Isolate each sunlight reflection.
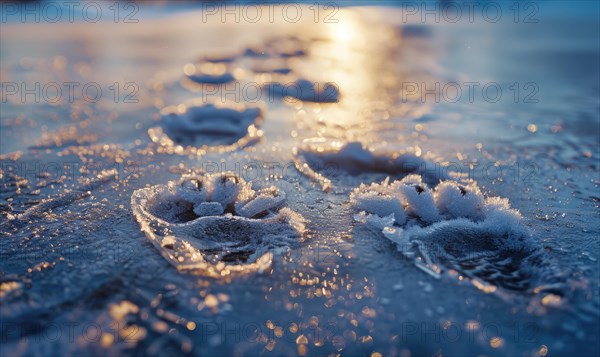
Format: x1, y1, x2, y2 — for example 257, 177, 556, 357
294, 9, 425, 146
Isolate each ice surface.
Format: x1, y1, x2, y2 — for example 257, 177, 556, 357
9, 169, 117, 221
131, 172, 306, 277
2, 9, 598, 357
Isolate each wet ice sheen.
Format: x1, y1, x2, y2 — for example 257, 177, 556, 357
131, 172, 306, 277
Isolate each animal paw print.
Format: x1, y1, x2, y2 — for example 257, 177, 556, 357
351, 175, 543, 293
147, 101, 264, 155
131, 172, 306, 277
294, 139, 446, 192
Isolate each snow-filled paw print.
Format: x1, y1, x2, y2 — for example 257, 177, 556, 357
294, 139, 448, 192
131, 172, 306, 277
350, 175, 557, 295
265, 79, 340, 103
147, 101, 264, 156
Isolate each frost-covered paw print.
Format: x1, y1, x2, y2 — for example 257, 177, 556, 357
294, 139, 447, 192
131, 172, 306, 277
265, 79, 340, 103
180, 62, 237, 89
170, 173, 286, 219
350, 175, 550, 294
147, 101, 264, 155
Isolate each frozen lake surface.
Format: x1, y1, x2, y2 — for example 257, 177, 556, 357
1, 3, 599, 356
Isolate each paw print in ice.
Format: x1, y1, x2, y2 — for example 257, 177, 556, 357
293, 139, 447, 192
131, 172, 306, 277
147, 101, 264, 156
351, 175, 554, 294
265, 79, 340, 103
